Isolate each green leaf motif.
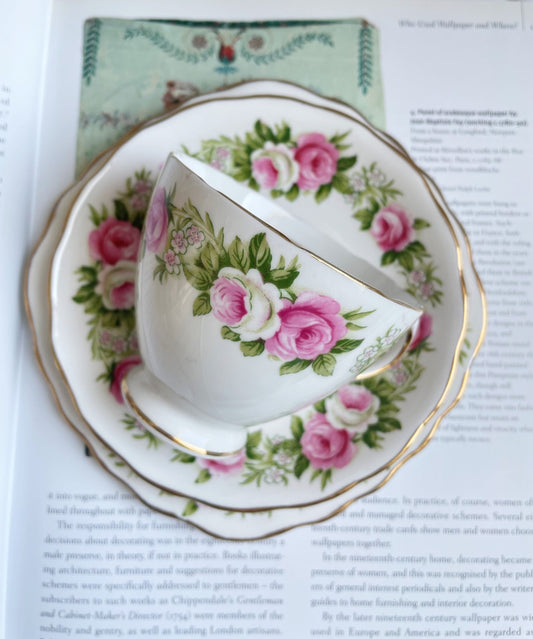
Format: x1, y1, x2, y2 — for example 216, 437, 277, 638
331, 338, 363, 354
294, 454, 310, 479
346, 322, 365, 331
315, 182, 332, 204
375, 417, 402, 432
200, 242, 220, 276
331, 173, 354, 195
228, 236, 250, 273
354, 208, 375, 230
313, 399, 327, 414
381, 251, 398, 266
240, 340, 265, 357
113, 199, 129, 222
246, 429, 263, 460
280, 358, 312, 376
337, 155, 358, 171
221, 326, 240, 342
183, 264, 213, 291
285, 184, 300, 202
247, 430, 262, 448
72, 284, 97, 305
254, 120, 276, 143
363, 430, 382, 448
290, 415, 304, 441
343, 308, 375, 321
195, 469, 211, 484
312, 353, 337, 376
398, 251, 415, 271
182, 500, 198, 517
249, 233, 272, 274
413, 218, 431, 230
276, 123, 291, 143
267, 268, 299, 289
192, 293, 212, 316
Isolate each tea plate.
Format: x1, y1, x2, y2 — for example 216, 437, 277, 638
26, 138, 484, 539
48, 83, 477, 512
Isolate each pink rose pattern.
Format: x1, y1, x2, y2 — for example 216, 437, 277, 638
74, 120, 443, 486
150, 198, 365, 376
74, 170, 153, 406
409, 312, 433, 351
145, 187, 168, 253
264, 292, 347, 361
210, 276, 248, 326
89, 217, 140, 265
300, 413, 357, 470
110, 355, 142, 404
197, 450, 246, 476
294, 133, 340, 190
370, 203, 414, 252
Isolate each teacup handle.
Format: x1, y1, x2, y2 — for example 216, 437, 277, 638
354, 328, 413, 381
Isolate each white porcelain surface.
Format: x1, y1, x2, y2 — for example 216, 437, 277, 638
26, 144, 484, 541
128, 152, 421, 454
38, 82, 484, 522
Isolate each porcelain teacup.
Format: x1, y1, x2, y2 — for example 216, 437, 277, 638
121, 152, 422, 457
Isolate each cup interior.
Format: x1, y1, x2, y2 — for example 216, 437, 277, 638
173, 152, 418, 310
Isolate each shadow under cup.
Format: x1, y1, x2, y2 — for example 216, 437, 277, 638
122, 153, 423, 458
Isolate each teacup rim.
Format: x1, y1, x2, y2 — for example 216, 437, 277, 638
167, 151, 423, 315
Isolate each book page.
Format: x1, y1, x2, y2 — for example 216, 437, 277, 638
0, 0, 52, 626
5, 1, 533, 637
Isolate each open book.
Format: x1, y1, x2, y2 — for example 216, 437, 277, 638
2, 1, 533, 636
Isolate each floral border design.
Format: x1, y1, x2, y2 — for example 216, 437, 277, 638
146, 192, 373, 377
74, 118, 441, 491
73, 169, 154, 402
187, 120, 442, 309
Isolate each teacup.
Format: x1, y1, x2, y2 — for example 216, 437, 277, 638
122, 152, 422, 457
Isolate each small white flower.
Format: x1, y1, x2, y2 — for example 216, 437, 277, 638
164, 250, 181, 274
351, 174, 366, 192
264, 466, 284, 484
273, 451, 293, 467
369, 169, 386, 186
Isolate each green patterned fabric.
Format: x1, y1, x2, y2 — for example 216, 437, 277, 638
76, 17, 384, 176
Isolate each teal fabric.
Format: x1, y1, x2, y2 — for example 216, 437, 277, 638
76, 17, 384, 175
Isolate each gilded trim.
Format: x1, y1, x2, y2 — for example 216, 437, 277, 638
121, 376, 245, 458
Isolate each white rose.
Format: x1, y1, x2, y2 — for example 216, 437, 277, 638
251, 142, 300, 192
210, 267, 283, 341
325, 384, 380, 433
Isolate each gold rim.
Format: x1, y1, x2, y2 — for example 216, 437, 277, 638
34, 84, 483, 514
355, 328, 412, 380
121, 375, 245, 458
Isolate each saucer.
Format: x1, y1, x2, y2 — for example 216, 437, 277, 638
26, 144, 484, 540
46, 83, 467, 510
